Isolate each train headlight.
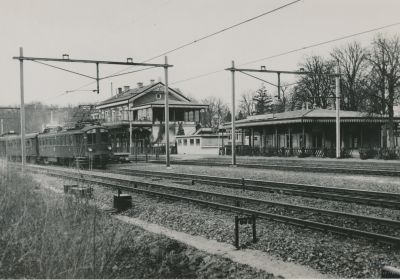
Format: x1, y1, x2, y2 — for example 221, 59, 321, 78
107, 146, 112, 151
88, 147, 93, 152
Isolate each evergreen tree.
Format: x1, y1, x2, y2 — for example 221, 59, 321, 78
253, 84, 273, 114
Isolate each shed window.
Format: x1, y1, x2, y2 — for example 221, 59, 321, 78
190, 139, 194, 146
196, 139, 200, 146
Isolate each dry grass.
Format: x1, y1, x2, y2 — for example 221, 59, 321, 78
0, 165, 131, 278
0, 164, 274, 279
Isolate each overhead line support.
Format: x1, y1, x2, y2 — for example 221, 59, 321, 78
13, 49, 173, 168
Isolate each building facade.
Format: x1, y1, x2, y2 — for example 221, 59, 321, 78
95, 81, 208, 154
224, 109, 400, 158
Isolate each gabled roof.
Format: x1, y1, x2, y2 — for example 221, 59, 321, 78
97, 82, 191, 107
97, 83, 159, 106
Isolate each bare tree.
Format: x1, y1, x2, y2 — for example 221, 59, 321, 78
200, 97, 230, 130
331, 41, 368, 111
274, 82, 293, 112
238, 90, 256, 117
367, 34, 400, 148
292, 55, 336, 109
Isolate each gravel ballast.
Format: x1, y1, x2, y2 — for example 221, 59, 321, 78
31, 165, 400, 278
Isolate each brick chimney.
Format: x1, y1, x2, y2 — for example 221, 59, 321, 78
124, 85, 130, 91
150, 79, 155, 85
117, 87, 122, 94
137, 82, 143, 88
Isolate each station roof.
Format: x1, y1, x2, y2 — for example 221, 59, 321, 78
226, 109, 400, 128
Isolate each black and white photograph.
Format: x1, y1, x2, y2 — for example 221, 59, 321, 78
1, 0, 400, 278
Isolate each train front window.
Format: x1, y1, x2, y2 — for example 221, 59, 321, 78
86, 129, 96, 144
100, 129, 109, 143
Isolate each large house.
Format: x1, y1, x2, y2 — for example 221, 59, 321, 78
95, 80, 208, 154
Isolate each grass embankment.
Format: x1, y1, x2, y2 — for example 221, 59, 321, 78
0, 166, 272, 279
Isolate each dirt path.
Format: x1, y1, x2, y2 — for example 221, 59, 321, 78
116, 215, 331, 279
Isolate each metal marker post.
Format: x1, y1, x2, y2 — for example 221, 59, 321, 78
335, 67, 341, 159
252, 215, 257, 243
234, 215, 239, 249
19, 47, 26, 170
231, 61, 236, 166
164, 56, 170, 167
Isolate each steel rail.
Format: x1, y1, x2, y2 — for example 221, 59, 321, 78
145, 159, 400, 177
25, 165, 400, 245
113, 168, 400, 208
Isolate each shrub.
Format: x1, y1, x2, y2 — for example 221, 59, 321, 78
359, 148, 377, 160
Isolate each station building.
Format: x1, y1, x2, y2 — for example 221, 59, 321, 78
224, 109, 400, 157
95, 81, 208, 154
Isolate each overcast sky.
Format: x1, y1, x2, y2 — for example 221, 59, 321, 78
1, 0, 399, 107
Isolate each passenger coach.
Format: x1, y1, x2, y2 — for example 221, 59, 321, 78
0, 125, 112, 168
37, 125, 112, 167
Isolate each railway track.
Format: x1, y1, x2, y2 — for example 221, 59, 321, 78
141, 158, 400, 177
109, 168, 400, 209
22, 164, 400, 246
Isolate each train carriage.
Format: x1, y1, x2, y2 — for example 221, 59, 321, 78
0, 124, 112, 168
37, 125, 112, 167
1, 133, 39, 162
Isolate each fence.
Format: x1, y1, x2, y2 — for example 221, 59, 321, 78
221, 146, 400, 159
221, 146, 354, 158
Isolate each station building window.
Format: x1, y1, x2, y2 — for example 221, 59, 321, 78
196, 139, 200, 146
183, 139, 187, 146
177, 139, 182, 145
190, 139, 194, 145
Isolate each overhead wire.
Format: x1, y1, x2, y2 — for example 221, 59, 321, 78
91, 0, 302, 81
238, 71, 277, 87
170, 21, 400, 85
31, 60, 97, 80
142, 0, 301, 63
238, 21, 400, 66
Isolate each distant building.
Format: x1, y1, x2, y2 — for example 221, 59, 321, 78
95, 81, 208, 154
176, 128, 228, 155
